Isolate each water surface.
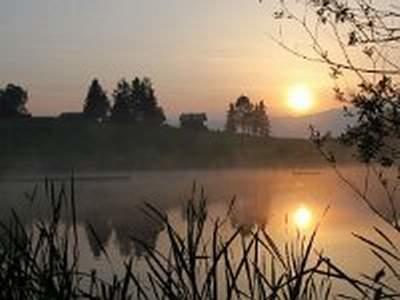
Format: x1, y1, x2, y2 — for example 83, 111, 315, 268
0, 167, 397, 289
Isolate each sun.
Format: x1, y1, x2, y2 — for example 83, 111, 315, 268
293, 206, 313, 229
287, 85, 313, 113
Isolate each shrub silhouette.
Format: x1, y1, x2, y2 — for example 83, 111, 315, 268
0, 84, 31, 118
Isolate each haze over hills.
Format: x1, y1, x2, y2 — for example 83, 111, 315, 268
269, 108, 356, 138
184, 108, 356, 138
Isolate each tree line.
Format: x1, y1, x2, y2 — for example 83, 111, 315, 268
0, 78, 166, 126
84, 77, 166, 125
0, 80, 271, 137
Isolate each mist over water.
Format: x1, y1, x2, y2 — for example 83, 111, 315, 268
0, 167, 397, 283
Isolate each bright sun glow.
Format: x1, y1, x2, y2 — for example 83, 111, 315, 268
288, 85, 313, 113
293, 206, 312, 229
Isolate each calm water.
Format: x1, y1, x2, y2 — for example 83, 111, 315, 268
0, 167, 399, 291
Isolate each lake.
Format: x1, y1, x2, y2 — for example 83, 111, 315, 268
0, 167, 399, 296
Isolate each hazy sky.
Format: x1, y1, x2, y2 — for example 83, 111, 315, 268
1, 0, 338, 120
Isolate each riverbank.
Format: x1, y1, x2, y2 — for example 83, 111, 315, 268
0, 121, 354, 172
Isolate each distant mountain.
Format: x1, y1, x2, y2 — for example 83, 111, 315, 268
270, 108, 356, 138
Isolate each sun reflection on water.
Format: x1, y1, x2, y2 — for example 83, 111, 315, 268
293, 205, 313, 230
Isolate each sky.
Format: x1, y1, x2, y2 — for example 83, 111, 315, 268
0, 0, 339, 120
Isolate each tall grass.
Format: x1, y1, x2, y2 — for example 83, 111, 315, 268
0, 179, 395, 299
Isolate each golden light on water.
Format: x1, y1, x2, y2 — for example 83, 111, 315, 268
287, 85, 313, 113
293, 206, 312, 229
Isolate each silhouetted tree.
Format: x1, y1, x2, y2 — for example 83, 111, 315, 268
133, 77, 166, 125
83, 79, 110, 121
235, 95, 253, 134
272, 0, 400, 165
0, 84, 30, 118
111, 77, 166, 125
130, 77, 142, 114
276, 0, 400, 231
225, 103, 237, 133
225, 97, 270, 137
252, 101, 270, 137
111, 79, 134, 122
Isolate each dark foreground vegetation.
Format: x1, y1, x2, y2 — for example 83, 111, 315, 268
0, 178, 395, 299
0, 120, 353, 172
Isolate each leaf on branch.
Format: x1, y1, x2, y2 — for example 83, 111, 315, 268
362, 47, 374, 58
333, 87, 345, 102
330, 67, 343, 79
348, 31, 358, 46
274, 10, 285, 19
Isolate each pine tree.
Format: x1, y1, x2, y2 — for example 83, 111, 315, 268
133, 77, 165, 125
225, 103, 237, 133
235, 95, 253, 134
251, 102, 261, 135
83, 79, 110, 121
258, 101, 270, 137
111, 79, 133, 122
110, 76, 166, 125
